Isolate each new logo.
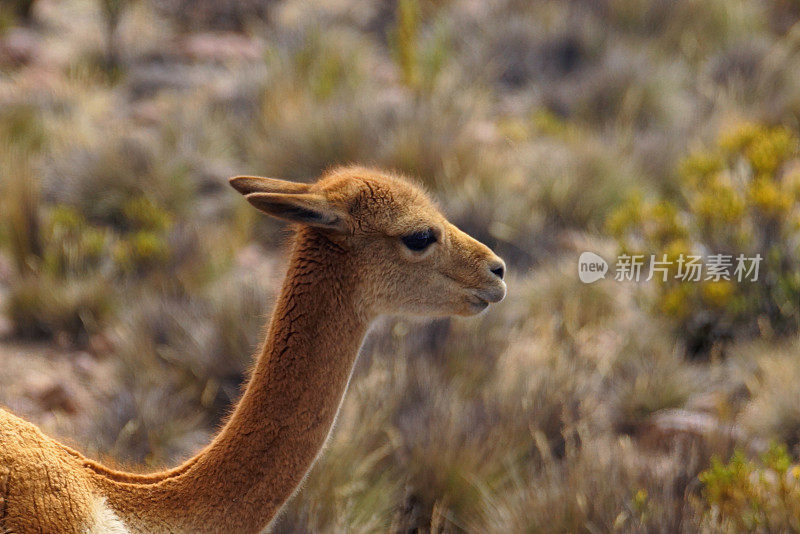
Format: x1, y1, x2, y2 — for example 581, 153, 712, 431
578, 252, 608, 283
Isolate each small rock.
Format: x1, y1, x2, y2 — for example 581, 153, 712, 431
88, 334, 114, 357
178, 33, 264, 63
33, 382, 77, 414
130, 100, 166, 127
639, 408, 744, 451
235, 244, 269, 271
73, 352, 96, 377
0, 28, 40, 67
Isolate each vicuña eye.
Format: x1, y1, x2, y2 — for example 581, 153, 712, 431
401, 229, 437, 251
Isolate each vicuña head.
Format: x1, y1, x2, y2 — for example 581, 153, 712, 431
0, 166, 506, 534
229, 166, 506, 317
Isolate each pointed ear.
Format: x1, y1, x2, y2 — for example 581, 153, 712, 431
228, 176, 310, 196
245, 192, 349, 231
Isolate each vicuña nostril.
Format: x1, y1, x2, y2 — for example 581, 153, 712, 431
489, 261, 505, 280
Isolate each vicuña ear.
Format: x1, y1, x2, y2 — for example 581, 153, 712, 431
228, 175, 310, 196
245, 192, 348, 231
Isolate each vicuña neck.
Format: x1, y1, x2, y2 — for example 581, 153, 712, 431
97, 228, 369, 533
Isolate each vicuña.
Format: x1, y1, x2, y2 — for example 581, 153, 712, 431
0, 166, 507, 533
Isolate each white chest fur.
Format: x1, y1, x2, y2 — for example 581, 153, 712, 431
86, 498, 130, 534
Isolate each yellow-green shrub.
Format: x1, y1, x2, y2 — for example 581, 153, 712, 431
5, 194, 174, 342
609, 123, 800, 355
42, 206, 109, 277
697, 444, 800, 532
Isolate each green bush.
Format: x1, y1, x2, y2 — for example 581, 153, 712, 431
4, 193, 175, 342
697, 444, 800, 532
39, 199, 172, 279
49, 135, 192, 230
6, 275, 113, 343
609, 123, 800, 355
1, 154, 42, 276
42, 206, 109, 277
0, 107, 47, 275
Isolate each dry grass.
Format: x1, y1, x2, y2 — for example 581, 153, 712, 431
2, 0, 800, 531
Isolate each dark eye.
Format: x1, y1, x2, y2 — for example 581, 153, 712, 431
401, 229, 437, 251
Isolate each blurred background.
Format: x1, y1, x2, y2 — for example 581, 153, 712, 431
3, 0, 800, 531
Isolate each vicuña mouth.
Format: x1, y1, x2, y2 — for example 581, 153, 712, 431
468, 296, 490, 310
473, 285, 506, 304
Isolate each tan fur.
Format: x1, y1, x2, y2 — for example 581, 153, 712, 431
0, 166, 506, 533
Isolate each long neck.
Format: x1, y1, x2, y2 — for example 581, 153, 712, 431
100, 229, 368, 533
